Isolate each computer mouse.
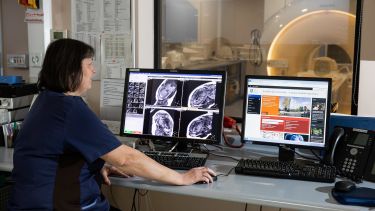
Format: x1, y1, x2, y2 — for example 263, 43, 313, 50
334, 180, 356, 192
195, 175, 217, 184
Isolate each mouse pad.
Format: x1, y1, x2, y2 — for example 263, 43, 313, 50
332, 187, 375, 206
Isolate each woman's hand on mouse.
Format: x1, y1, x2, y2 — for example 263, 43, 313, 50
180, 167, 216, 185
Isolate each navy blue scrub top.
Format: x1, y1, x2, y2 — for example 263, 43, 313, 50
8, 90, 122, 211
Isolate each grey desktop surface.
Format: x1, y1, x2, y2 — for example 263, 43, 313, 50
110, 159, 373, 211
1, 146, 374, 211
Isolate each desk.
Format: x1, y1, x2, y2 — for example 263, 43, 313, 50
109, 159, 374, 211
1, 147, 374, 211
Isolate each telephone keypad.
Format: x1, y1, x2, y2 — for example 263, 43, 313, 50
342, 157, 358, 173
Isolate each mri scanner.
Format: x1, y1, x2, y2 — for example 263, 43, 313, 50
267, 10, 356, 114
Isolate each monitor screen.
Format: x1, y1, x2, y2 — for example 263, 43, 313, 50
242, 75, 332, 150
120, 68, 227, 144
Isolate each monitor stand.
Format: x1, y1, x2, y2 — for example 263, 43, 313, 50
278, 146, 295, 162
174, 141, 200, 153
277, 146, 317, 165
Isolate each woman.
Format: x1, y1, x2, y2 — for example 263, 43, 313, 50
8, 39, 215, 211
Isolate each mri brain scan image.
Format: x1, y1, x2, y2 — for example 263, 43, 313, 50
152, 110, 174, 136
187, 114, 213, 139
188, 82, 216, 108
155, 79, 178, 106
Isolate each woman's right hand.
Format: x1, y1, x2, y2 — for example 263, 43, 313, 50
180, 167, 216, 185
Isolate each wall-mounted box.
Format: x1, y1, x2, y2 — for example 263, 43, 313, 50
29, 52, 43, 67
50, 29, 69, 41
7, 54, 29, 68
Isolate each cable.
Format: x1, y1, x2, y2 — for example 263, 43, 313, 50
249, 29, 263, 66
222, 125, 244, 148
137, 189, 140, 211
217, 167, 235, 177
282, 146, 320, 162
309, 149, 323, 162
208, 152, 241, 162
204, 143, 224, 151
168, 142, 179, 152
294, 151, 320, 162
138, 190, 149, 196
131, 189, 138, 211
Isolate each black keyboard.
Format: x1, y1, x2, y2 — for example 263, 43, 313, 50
144, 151, 208, 170
235, 159, 336, 183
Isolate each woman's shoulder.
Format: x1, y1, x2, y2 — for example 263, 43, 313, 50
38, 90, 85, 110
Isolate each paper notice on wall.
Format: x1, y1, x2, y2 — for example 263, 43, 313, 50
102, 33, 133, 79
24, 8, 44, 23
73, 0, 101, 33
103, 0, 131, 33
104, 60, 126, 79
102, 33, 126, 60
100, 78, 125, 107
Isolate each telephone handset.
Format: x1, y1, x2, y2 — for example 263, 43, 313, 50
326, 126, 375, 182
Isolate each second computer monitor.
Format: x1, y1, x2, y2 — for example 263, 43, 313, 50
242, 75, 332, 153
120, 68, 227, 145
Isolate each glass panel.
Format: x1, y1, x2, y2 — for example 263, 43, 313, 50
159, 0, 358, 117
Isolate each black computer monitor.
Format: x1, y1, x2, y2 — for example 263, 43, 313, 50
120, 68, 227, 147
241, 75, 332, 162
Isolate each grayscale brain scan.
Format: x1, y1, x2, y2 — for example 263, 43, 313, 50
155, 79, 178, 106
152, 110, 174, 136
188, 82, 216, 108
187, 114, 213, 139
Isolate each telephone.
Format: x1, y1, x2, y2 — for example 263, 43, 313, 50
326, 126, 375, 182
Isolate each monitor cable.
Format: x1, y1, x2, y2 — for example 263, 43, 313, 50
217, 166, 235, 178
131, 189, 138, 211
281, 146, 320, 162
200, 144, 240, 162
131, 188, 152, 211
249, 29, 263, 66
309, 149, 324, 162
168, 142, 179, 152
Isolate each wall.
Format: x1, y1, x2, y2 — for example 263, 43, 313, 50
221, 0, 264, 44
135, 0, 154, 68
1, 0, 29, 80
358, 0, 375, 116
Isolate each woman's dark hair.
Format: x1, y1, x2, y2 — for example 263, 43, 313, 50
37, 38, 95, 92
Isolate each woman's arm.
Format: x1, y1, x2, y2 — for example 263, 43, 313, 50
101, 145, 215, 185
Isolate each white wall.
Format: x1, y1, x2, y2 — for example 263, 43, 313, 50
27, 0, 52, 82
135, 0, 154, 68
357, 0, 375, 116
